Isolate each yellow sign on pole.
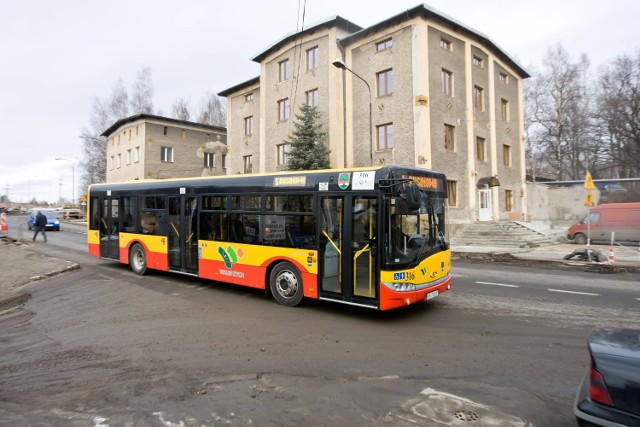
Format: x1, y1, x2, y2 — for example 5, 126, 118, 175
584, 190, 595, 207
584, 171, 595, 190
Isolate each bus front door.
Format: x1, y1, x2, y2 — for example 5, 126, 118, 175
320, 195, 377, 307
99, 198, 119, 260
168, 196, 198, 275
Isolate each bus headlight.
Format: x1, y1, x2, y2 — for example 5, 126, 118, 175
382, 282, 416, 292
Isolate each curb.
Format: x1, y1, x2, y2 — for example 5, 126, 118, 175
29, 263, 81, 283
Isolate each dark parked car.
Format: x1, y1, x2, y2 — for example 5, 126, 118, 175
574, 327, 640, 426
27, 210, 60, 231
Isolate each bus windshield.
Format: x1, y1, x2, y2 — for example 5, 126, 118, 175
384, 192, 448, 267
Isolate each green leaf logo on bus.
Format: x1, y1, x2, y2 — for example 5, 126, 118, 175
218, 246, 245, 268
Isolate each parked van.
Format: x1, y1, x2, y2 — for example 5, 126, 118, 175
567, 203, 640, 244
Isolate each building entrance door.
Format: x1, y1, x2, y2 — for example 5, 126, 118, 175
478, 189, 493, 221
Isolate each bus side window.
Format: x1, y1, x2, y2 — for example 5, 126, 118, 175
141, 211, 156, 234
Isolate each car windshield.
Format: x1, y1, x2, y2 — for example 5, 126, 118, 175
40, 211, 57, 218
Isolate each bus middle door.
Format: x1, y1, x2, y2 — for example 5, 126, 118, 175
319, 195, 377, 307
168, 196, 198, 274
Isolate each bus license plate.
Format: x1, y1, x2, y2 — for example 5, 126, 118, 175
426, 290, 439, 301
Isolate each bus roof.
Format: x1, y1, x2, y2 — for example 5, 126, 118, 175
89, 166, 447, 197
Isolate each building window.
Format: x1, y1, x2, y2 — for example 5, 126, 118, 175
136, 126, 139, 136
126, 149, 132, 165
376, 38, 392, 51
503, 144, 511, 167
134, 146, 140, 163
501, 98, 510, 121
440, 38, 451, 51
442, 69, 453, 96
243, 155, 253, 173
447, 180, 457, 207
499, 72, 509, 84
376, 69, 393, 97
244, 116, 253, 136
476, 137, 486, 161
182, 129, 186, 140
163, 126, 168, 136
204, 152, 215, 168
278, 98, 290, 122
444, 124, 455, 151
161, 146, 174, 163
276, 143, 289, 166
473, 85, 484, 111
279, 59, 290, 82
245, 92, 254, 102
473, 55, 483, 68
306, 46, 319, 71
128, 129, 131, 140
505, 190, 513, 212
109, 156, 114, 170
306, 88, 319, 107
221, 154, 227, 169
116, 154, 122, 169
376, 123, 394, 151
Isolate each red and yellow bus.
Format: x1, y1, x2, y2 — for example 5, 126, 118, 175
87, 166, 451, 310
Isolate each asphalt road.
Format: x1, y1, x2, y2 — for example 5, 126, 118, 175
2, 214, 639, 426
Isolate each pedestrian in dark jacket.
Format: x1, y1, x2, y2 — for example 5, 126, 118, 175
33, 211, 48, 242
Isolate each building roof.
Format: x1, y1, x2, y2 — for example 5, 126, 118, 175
101, 113, 226, 137
251, 15, 362, 63
339, 3, 530, 79
217, 76, 260, 97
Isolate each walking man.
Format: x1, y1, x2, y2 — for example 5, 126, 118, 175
33, 210, 48, 242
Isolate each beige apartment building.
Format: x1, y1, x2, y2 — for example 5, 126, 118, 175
218, 5, 529, 223
103, 114, 227, 183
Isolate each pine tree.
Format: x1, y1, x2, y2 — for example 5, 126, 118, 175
285, 104, 331, 170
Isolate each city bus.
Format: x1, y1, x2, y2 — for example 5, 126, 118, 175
87, 166, 451, 310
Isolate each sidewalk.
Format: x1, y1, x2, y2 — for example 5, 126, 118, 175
0, 238, 79, 310
452, 242, 640, 269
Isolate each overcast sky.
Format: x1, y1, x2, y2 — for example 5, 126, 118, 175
1, 0, 638, 203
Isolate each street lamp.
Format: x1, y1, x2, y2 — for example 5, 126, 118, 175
332, 58, 373, 166
56, 157, 75, 206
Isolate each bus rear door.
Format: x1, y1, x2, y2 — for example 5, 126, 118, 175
99, 198, 119, 260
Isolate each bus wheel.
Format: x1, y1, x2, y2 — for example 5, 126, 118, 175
130, 243, 147, 275
270, 262, 303, 307
574, 233, 587, 245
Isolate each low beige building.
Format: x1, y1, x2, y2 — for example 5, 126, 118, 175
219, 5, 529, 224
102, 114, 227, 182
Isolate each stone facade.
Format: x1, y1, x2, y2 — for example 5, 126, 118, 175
219, 5, 529, 224
102, 114, 227, 182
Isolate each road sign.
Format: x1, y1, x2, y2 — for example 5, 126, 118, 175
584, 171, 595, 190
584, 190, 595, 207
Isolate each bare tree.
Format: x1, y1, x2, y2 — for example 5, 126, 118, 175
196, 91, 226, 127
130, 66, 154, 114
525, 44, 595, 180
595, 53, 640, 178
79, 67, 155, 192
171, 97, 192, 121
109, 78, 129, 119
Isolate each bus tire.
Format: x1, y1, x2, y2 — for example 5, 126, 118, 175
574, 233, 587, 245
270, 262, 303, 307
130, 243, 147, 275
